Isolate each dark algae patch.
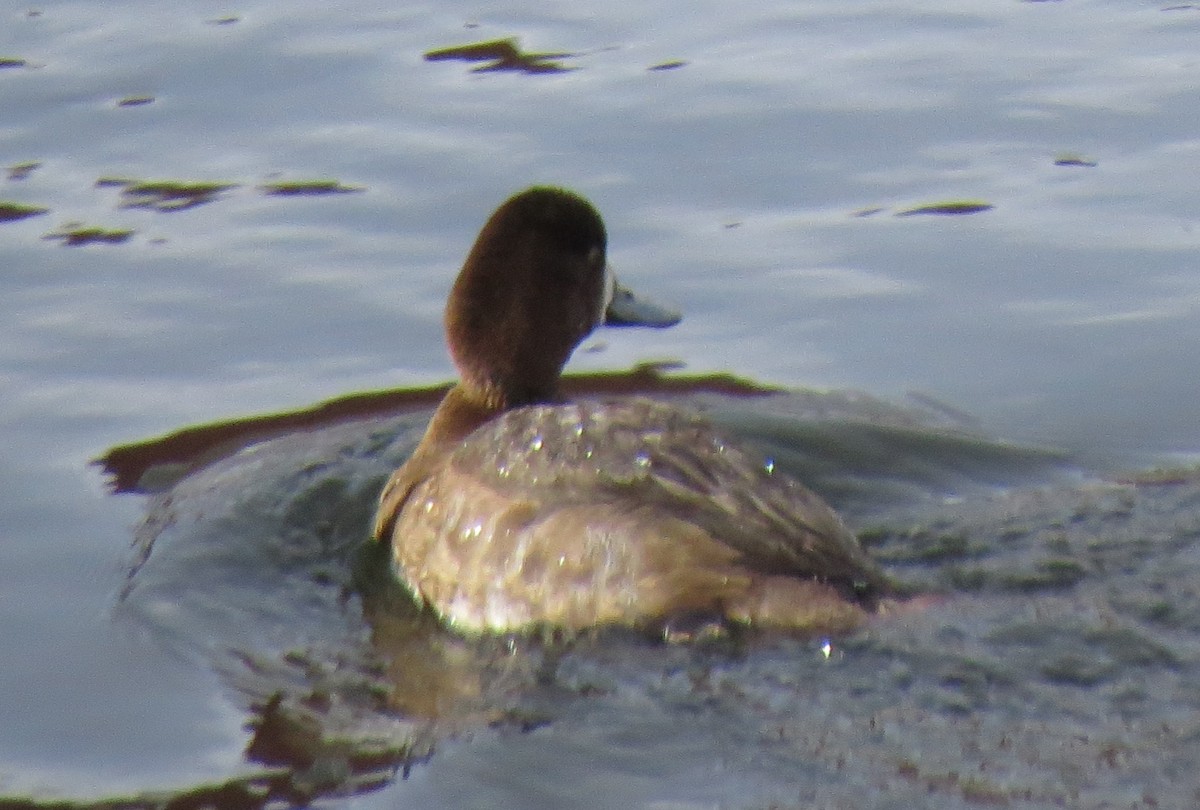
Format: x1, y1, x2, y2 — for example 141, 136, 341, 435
0, 201, 49, 222
852, 203, 991, 217
93, 176, 366, 210
116, 95, 155, 107
1054, 153, 1098, 167
43, 224, 135, 246
122, 180, 237, 211
0, 57, 27, 69
851, 206, 887, 218
6, 161, 40, 181
98, 178, 238, 211
424, 37, 576, 74
896, 200, 994, 216
261, 179, 365, 197
648, 60, 687, 71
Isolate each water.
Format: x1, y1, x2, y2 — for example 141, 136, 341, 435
2, 0, 1199, 806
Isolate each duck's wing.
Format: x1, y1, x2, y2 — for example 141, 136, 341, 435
598, 417, 889, 597
452, 398, 889, 599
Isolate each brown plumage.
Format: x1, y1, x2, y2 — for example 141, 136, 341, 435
374, 187, 889, 634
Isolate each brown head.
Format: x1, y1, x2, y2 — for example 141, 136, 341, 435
445, 187, 609, 409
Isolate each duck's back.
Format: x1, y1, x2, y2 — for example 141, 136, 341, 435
392, 397, 887, 633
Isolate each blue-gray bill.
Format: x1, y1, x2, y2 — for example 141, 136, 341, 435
605, 275, 682, 328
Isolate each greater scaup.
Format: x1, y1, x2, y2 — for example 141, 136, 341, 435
373, 187, 889, 634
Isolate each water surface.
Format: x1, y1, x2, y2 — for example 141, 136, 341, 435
2, 0, 1199, 806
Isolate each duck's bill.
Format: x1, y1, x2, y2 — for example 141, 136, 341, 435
604, 276, 682, 328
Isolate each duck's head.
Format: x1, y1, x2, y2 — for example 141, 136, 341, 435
445, 186, 678, 409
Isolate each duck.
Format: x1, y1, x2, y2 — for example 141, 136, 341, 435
373, 186, 890, 635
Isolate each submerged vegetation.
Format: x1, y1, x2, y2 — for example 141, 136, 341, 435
6, 161, 40, 181
105, 178, 239, 211
0, 201, 49, 222
424, 37, 576, 74
1, 169, 365, 246
92, 176, 367, 210
851, 201, 994, 218
260, 179, 365, 197
43, 224, 135, 246
94, 177, 237, 212
895, 200, 994, 217
1054, 153, 1098, 168
116, 95, 155, 108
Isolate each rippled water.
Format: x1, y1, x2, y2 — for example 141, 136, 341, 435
92, 393, 1200, 808
3, 0, 1199, 806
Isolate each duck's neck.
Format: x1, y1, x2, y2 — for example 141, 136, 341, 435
373, 385, 499, 539
373, 381, 556, 540
426, 384, 505, 450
